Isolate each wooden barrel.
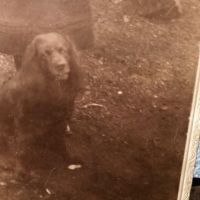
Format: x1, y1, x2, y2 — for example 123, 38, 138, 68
0, 0, 94, 56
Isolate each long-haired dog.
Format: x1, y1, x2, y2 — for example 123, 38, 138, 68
0, 33, 81, 178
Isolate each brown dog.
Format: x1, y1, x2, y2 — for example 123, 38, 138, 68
0, 33, 81, 177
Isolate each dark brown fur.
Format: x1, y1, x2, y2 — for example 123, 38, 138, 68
0, 33, 81, 176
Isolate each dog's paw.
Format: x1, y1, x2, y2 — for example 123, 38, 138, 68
65, 124, 73, 136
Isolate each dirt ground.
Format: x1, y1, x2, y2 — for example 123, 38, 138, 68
0, 0, 200, 200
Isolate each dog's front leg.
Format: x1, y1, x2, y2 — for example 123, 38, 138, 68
64, 100, 75, 136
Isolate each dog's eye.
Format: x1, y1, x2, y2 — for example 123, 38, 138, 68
45, 50, 51, 55
58, 47, 66, 53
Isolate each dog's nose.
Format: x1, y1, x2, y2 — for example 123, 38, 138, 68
57, 63, 66, 71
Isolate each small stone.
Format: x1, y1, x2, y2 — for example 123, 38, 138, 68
0, 182, 7, 186
10, 179, 17, 184
153, 34, 157, 38
46, 188, 51, 195
117, 91, 123, 95
85, 91, 91, 95
111, 0, 123, 4
123, 15, 130, 23
123, 141, 128, 144
161, 105, 168, 110
98, 58, 104, 65
152, 104, 157, 108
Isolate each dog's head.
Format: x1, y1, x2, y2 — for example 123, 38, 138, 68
22, 33, 79, 80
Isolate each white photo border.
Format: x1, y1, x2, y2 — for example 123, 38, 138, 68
178, 44, 200, 200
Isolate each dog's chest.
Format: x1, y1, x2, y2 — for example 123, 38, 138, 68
22, 82, 71, 121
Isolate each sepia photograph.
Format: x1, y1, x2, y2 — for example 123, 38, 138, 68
0, 0, 199, 200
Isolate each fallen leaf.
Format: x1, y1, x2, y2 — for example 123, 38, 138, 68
68, 164, 82, 170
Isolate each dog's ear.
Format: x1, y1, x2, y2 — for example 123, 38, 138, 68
66, 37, 83, 91
67, 37, 80, 68
21, 37, 38, 69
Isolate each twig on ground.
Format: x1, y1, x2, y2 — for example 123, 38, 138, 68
82, 103, 107, 110
43, 168, 56, 187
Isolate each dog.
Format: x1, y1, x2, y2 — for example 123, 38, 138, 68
0, 32, 81, 178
